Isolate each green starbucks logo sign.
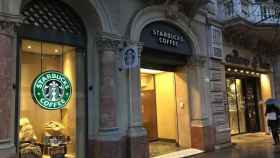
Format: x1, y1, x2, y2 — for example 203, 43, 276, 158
32, 71, 72, 110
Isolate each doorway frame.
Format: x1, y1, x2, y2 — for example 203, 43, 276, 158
226, 75, 261, 135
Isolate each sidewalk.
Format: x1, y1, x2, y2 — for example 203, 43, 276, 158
190, 133, 280, 158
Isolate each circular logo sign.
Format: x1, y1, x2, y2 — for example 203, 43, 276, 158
32, 71, 72, 110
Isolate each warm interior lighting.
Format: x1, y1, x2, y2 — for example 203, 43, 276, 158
27, 45, 32, 49
54, 49, 59, 53
227, 68, 231, 71
234, 69, 238, 72
230, 83, 236, 91
246, 71, 250, 74
240, 70, 244, 73
140, 68, 164, 74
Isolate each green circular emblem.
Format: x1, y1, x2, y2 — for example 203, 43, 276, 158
32, 71, 72, 110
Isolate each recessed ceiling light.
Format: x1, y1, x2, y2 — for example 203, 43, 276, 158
246, 71, 250, 74
227, 68, 231, 71
240, 70, 244, 73
54, 49, 59, 53
234, 69, 238, 72
27, 45, 32, 49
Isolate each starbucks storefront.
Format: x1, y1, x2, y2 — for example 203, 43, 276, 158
18, 0, 86, 157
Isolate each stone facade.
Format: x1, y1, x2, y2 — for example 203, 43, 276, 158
0, 0, 278, 157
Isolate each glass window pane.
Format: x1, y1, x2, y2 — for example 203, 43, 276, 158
236, 79, 247, 133
20, 40, 77, 158
227, 79, 239, 135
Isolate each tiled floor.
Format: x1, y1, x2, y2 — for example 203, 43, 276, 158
150, 141, 183, 157
191, 133, 280, 158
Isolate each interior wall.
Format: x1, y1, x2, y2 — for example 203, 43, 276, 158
260, 74, 273, 132
175, 67, 191, 148
155, 72, 177, 140
63, 48, 77, 155
20, 53, 62, 142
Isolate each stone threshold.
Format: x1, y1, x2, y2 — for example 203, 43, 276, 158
152, 148, 204, 158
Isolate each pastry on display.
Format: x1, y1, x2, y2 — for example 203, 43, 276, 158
44, 121, 65, 136
19, 118, 37, 142
19, 117, 42, 158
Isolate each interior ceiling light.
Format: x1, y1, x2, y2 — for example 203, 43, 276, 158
27, 45, 32, 49
227, 68, 231, 71
140, 68, 164, 74
54, 49, 59, 53
234, 69, 238, 72
240, 70, 244, 73
246, 71, 250, 74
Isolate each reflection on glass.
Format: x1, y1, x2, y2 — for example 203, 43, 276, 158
236, 79, 247, 133
227, 78, 248, 135
20, 40, 76, 158
227, 79, 239, 135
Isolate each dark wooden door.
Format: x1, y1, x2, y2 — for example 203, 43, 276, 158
141, 90, 158, 141
244, 78, 260, 133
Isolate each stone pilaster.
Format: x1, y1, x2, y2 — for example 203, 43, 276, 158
126, 41, 148, 158
0, 17, 19, 158
208, 59, 231, 150
89, 32, 125, 158
187, 55, 215, 151
273, 56, 280, 99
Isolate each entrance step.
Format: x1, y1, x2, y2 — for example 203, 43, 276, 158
152, 148, 204, 158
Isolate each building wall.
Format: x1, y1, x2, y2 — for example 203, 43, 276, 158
0, 0, 241, 157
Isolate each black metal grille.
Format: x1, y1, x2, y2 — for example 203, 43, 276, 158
22, 0, 84, 36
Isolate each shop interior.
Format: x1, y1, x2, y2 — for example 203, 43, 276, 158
226, 67, 272, 135
140, 68, 190, 157
19, 39, 77, 158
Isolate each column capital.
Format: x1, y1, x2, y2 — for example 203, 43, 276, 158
96, 32, 121, 51
0, 13, 22, 36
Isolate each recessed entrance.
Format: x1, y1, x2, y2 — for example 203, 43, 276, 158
140, 68, 190, 157
226, 67, 264, 135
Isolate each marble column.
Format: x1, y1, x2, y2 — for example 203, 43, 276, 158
187, 56, 215, 151
0, 19, 18, 158
127, 42, 149, 158
89, 32, 125, 158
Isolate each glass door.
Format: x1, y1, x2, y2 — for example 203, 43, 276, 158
226, 78, 247, 134
244, 78, 260, 132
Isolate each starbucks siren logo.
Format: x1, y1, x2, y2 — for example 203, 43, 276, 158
32, 71, 72, 110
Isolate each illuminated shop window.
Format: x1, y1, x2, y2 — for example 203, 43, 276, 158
20, 39, 77, 158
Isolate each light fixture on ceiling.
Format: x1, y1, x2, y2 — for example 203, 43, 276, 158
240, 70, 244, 73
227, 68, 231, 71
27, 45, 32, 49
54, 49, 59, 53
234, 69, 238, 72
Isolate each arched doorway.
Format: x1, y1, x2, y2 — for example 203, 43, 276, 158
17, 0, 86, 157
139, 21, 193, 156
